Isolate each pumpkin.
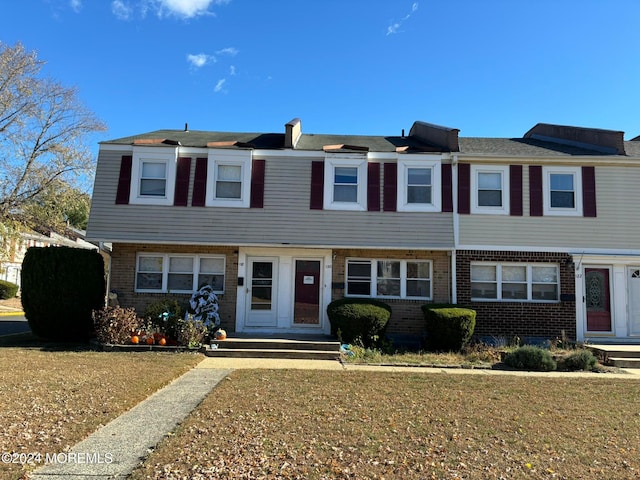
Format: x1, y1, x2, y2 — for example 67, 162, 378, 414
131, 335, 139, 344
214, 329, 227, 340
146, 336, 154, 345
158, 337, 167, 346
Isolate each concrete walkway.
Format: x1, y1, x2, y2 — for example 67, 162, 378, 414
30, 366, 231, 480
28, 356, 640, 479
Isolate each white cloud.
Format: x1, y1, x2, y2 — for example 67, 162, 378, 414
216, 47, 238, 56
70, 0, 82, 12
214, 78, 227, 93
187, 53, 216, 68
112, 0, 133, 20
154, 0, 229, 19
386, 2, 419, 35
229, 65, 236, 76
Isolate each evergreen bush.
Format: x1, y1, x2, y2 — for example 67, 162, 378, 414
0, 279, 19, 299
503, 345, 557, 371
422, 304, 476, 352
562, 349, 598, 371
327, 298, 391, 348
21, 246, 105, 340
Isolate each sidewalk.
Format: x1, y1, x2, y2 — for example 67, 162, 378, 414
28, 356, 640, 479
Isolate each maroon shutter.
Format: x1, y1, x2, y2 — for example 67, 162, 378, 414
310, 161, 324, 210
383, 163, 397, 212
250, 159, 266, 208
457, 162, 470, 214
367, 162, 381, 211
115, 155, 133, 205
173, 157, 191, 206
441, 163, 453, 212
509, 165, 523, 216
191, 157, 208, 207
582, 166, 597, 217
529, 165, 543, 216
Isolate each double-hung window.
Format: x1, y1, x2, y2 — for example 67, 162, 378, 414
129, 147, 177, 205
397, 157, 441, 212
471, 165, 509, 214
206, 149, 252, 208
543, 166, 582, 216
323, 155, 368, 211
346, 259, 432, 299
136, 254, 226, 293
470, 263, 559, 302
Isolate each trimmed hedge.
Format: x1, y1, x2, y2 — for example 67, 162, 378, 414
327, 298, 391, 348
422, 304, 476, 352
21, 246, 105, 341
0, 280, 19, 299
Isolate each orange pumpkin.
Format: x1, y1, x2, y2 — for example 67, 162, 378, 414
158, 337, 167, 346
131, 335, 139, 344
146, 336, 155, 345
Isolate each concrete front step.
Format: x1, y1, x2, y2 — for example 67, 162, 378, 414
204, 348, 340, 360
206, 336, 341, 360
608, 357, 640, 368
212, 338, 340, 352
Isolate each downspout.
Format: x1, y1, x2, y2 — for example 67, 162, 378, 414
451, 153, 459, 304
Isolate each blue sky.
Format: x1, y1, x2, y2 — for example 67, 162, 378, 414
3, 0, 640, 144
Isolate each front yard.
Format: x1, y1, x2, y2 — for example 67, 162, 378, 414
0, 346, 200, 480
131, 369, 640, 479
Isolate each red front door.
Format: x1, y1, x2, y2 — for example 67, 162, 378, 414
293, 260, 321, 325
585, 267, 612, 332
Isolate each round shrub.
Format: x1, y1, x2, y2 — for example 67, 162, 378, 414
0, 279, 19, 299
93, 306, 141, 344
562, 350, 597, 371
503, 345, 557, 371
21, 246, 105, 341
327, 298, 391, 348
422, 304, 476, 352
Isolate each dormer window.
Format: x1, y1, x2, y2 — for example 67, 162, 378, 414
396, 157, 441, 212
543, 166, 582, 216
129, 147, 177, 205
323, 155, 368, 211
206, 149, 252, 208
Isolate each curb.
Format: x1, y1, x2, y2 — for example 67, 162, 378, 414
0, 311, 24, 317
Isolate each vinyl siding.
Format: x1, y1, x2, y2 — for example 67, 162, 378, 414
459, 165, 640, 249
87, 149, 454, 249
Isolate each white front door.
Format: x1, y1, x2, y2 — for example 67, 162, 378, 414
245, 257, 278, 327
628, 268, 640, 336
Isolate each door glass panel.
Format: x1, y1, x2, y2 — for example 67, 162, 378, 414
251, 262, 273, 310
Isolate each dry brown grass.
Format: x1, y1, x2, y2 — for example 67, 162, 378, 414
132, 370, 640, 480
0, 348, 201, 480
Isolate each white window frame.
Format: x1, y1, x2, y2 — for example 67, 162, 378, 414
397, 157, 442, 212
543, 166, 582, 216
206, 149, 252, 208
129, 147, 177, 205
323, 155, 368, 211
470, 262, 560, 303
471, 165, 510, 215
345, 258, 433, 300
135, 253, 226, 294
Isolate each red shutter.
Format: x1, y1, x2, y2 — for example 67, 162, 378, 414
529, 165, 543, 216
191, 157, 208, 207
441, 163, 453, 212
115, 155, 132, 205
367, 162, 381, 211
173, 157, 191, 206
383, 163, 397, 212
457, 162, 470, 214
310, 161, 324, 210
582, 166, 597, 217
250, 159, 266, 208
509, 165, 523, 216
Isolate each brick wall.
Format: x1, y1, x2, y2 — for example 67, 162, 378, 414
331, 249, 451, 339
456, 250, 576, 341
110, 243, 238, 332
